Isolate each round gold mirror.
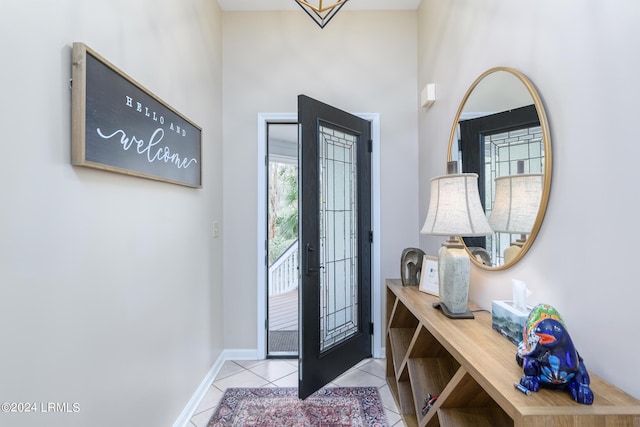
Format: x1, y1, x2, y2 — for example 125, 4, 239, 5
447, 67, 552, 270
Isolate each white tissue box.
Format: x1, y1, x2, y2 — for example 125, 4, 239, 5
491, 300, 531, 345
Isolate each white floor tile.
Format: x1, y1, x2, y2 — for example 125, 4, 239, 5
331, 366, 388, 388
384, 407, 403, 426
271, 371, 299, 387
249, 360, 298, 382
193, 385, 225, 415
357, 358, 387, 379
190, 407, 215, 427
377, 383, 400, 413
213, 369, 270, 390
234, 359, 267, 370
213, 361, 245, 380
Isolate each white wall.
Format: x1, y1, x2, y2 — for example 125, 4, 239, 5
418, 0, 640, 398
0, 1, 224, 426
221, 11, 419, 350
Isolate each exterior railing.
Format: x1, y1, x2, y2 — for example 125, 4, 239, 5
269, 240, 298, 296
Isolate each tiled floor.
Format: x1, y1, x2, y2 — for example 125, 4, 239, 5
188, 358, 403, 426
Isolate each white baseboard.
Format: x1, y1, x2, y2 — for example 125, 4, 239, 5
172, 349, 259, 427
377, 346, 386, 359
172, 353, 225, 427
223, 348, 259, 360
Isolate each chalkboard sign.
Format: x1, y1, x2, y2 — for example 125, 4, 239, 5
71, 42, 202, 188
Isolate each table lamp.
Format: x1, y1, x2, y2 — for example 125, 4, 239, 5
488, 171, 543, 263
421, 163, 493, 319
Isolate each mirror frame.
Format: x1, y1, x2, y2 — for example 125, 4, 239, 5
447, 67, 552, 270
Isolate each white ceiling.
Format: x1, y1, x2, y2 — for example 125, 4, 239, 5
217, 0, 421, 11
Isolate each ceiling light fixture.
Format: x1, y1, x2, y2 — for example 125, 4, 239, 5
295, 0, 349, 28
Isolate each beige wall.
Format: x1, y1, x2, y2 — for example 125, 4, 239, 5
221, 11, 420, 350
0, 1, 224, 426
417, 0, 640, 398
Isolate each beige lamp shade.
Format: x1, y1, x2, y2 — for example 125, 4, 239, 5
489, 174, 543, 234
421, 173, 493, 237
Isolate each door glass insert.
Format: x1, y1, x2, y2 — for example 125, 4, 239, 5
319, 123, 358, 352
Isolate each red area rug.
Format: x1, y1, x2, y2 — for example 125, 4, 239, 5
207, 387, 389, 426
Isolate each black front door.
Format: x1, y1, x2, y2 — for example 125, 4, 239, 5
297, 95, 372, 400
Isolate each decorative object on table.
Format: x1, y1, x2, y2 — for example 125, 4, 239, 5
418, 255, 439, 296
420, 162, 493, 319
469, 246, 491, 266
492, 300, 530, 345
516, 304, 594, 405
294, 0, 349, 29
207, 387, 389, 426
488, 161, 543, 264
421, 393, 439, 415
400, 247, 426, 286
492, 279, 533, 344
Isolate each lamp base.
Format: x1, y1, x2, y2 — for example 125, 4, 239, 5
433, 302, 475, 319
438, 245, 472, 316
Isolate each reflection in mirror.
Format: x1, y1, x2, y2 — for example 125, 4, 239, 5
448, 67, 551, 270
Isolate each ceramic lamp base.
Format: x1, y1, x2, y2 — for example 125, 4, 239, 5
433, 301, 475, 319
438, 244, 472, 318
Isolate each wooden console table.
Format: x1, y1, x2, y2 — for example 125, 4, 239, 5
385, 279, 640, 427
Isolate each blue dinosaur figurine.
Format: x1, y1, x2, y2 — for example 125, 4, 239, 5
516, 304, 594, 405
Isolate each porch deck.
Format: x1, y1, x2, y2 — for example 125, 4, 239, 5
269, 287, 298, 331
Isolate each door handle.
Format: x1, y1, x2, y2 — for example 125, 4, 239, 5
305, 242, 318, 276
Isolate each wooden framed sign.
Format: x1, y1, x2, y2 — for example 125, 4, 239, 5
71, 42, 202, 188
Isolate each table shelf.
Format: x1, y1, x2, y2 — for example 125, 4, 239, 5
385, 279, 640, 427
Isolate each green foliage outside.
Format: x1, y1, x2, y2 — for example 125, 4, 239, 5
269, 162, 298, 264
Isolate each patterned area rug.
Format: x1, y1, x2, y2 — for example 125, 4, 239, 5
207, 387, 389, 426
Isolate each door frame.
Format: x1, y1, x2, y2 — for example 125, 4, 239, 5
257, 112, 382, 360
